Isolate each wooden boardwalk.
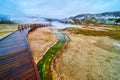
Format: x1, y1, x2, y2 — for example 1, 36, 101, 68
0, 26, 40, 80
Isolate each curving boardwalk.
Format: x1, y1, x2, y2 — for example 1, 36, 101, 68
0, 28, 40, 80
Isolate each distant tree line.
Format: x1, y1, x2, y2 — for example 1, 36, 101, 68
115, 18, 120, 23
0, 17, 14, 24
63, 18, 120, 25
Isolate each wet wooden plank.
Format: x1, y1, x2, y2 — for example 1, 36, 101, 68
0, 27, 41, 80
0, 60, 33, 78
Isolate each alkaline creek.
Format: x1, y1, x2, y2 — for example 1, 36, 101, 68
37, 28, 69, 80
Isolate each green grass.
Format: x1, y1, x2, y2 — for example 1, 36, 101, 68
37, 34, 66, 80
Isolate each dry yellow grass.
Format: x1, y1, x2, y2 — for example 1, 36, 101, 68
27, 27, 57, 63
53, 30, 120, 80
0, 24, 17, 39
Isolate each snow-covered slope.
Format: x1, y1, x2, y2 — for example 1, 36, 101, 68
0, 11, 120, 24
60, 11, 120, 24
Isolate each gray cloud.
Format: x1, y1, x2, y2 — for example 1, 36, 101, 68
0, 0, 120, 18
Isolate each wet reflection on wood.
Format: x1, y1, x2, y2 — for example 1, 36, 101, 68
0, 25, 42, 80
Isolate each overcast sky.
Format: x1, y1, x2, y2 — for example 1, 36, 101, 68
0, 0, 120, 18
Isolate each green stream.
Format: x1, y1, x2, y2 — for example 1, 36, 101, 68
37, 29, 68, 80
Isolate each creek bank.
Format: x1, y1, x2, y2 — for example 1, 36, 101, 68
37, 29, 69, 80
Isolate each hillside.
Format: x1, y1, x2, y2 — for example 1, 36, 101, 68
1, 11, 120, 25
59, 11, 120, 25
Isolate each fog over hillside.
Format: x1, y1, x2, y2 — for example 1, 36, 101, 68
0, 11, 120, 25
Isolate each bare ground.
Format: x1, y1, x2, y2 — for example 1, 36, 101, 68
27, 27, 120, 80
53, 30, 120, 80
27, 27, 57, 63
